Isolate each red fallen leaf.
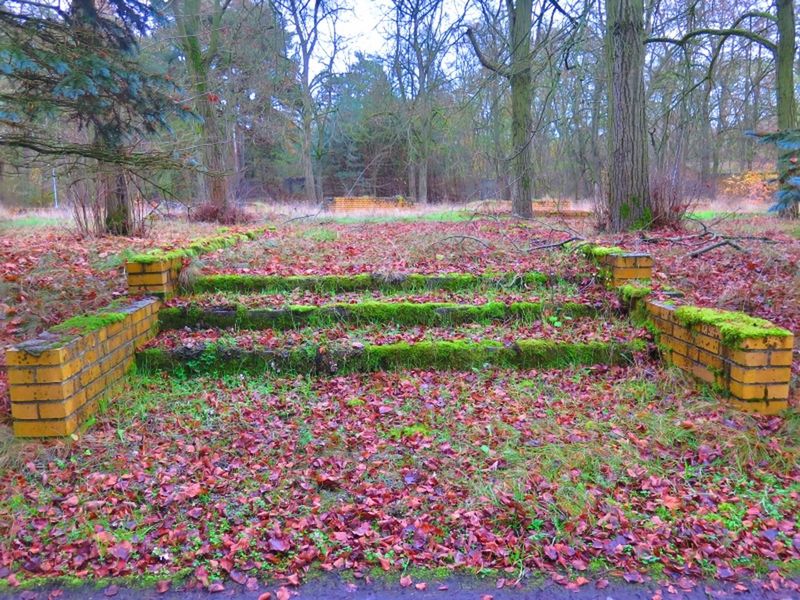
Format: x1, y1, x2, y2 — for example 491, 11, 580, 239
286, 573, 300, 586
186, 507, 203, 519
47, 592, 63, 600
155, 580, 170, 593
104, 585, 119, 597
596, 579, 609, 589
183, 482, 203, 499
246, 576, 259, 591
208, 582, 225, 593
276, 587, 291, 600
623, 571, 644, 583
495, 578, 505, 588
108, 541, 132, 561
437, 584, 449, 590
480, 596, 494, 600
257, 593, 272, 600
352, 522, 372, 537
400, 575, 413, 588
7, 574, 19, 587
195, 566, 210, 587
230, 570, 247, 585
415, 582, 427, 591
62, 495, 79, 507
269, 537, 290, 552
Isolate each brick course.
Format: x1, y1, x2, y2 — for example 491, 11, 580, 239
7, 297, 161, 437
126, 257, 182, 298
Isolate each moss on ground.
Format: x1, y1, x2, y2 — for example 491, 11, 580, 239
674, 306, 791, 348
157, 300, 599, 331
135, 338, 644, 376
191, 271, 550, 294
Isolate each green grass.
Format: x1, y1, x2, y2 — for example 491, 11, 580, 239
687, 211, 752, 220
0, 215, 63, 229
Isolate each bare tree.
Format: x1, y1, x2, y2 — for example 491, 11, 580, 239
273, 0, 345, 204
388, 0, 462, 204
170, 0, 235, 218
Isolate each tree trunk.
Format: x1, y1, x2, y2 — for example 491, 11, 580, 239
417, 159, 428, 204
605, 0, 652, 231
509, 0, 534, 218
104, 170, 131, 236
199, 93, 230, 211
300, 98, 319, 203
776, 0, 799, 218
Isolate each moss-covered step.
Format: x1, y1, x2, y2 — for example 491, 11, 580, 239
127, 226, 273, 265
191, 271, 551, 294
157, 300, 601, 331
136, 338, 646, 376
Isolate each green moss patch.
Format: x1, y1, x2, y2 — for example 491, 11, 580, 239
127, 226, 272, 265
192, 271, 550, 294
157, 300, 599, 331
135, 338, 644, 376
51, 311, 127, 335
618, 284, 651, 303
580, 244, 624, 259
674, 306, 792, 347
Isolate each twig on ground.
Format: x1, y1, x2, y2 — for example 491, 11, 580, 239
688, 239, 747, 257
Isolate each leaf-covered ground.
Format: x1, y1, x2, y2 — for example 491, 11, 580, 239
1, 211, 798, 596
1, 366, 798, 591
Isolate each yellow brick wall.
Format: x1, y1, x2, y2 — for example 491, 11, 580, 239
7, 297, 161, 438
330, 197, 409, 212
646, 300, 793, 415
602, 253, 654, 287
126, 258, 182, 298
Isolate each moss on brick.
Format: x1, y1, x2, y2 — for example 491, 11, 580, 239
618, 283, 651, 303
51, 311, 128, 335
127, 226, 271, 265
580, 244, 624, 259
135, 338, 644, 376
192, 271, 551, 294
674, 306, 791, 348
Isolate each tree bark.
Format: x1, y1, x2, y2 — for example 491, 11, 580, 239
509, 0, 534, 218
605, 0, 652, 231
104, 170, 131, 236
776, 0, 798, 218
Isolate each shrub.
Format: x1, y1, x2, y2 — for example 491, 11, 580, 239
190, 203, 253, 225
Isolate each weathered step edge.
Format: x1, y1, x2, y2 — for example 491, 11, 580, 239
157, 300, 602, 331
190, 271, 552, 294
136, 338, 647, 376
